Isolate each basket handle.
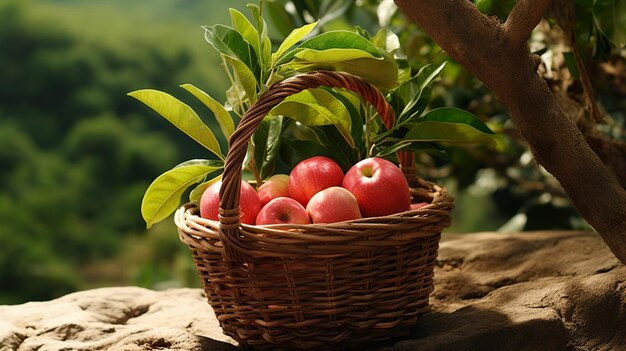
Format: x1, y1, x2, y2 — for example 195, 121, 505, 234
218, 70, 397, 263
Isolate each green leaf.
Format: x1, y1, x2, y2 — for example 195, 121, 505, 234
174, 159, 224, 169
268, 88, 354, 147
419, 107, 496, 135
253, 116, 284, 180
189, 174, 222, 203
203, 24, 261, 83
229, 8, 261, 64
401, 107, 504, 150
128, 89, 224, 160
294, 48, 380, 63
281, 50, 399, 89
375, 141, 449, 160
280, 138, 338, 169
592, 0, 626, 47
141, 164, 221, 228
180, 84, 235, 139
371, 28, 401, 54
225, 56, 258, 104
246, 3, 272, 73
272, 21, 319, 64
563, 52, 580, 79
277, 30, 383, 65
325, 88, 364, 155
398, 62, 447, 122
403, 121, 504, 150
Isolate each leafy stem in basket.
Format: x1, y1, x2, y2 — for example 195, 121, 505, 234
131, 1, 504, 228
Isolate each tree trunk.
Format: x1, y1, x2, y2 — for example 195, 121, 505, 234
394, 0, 626, 265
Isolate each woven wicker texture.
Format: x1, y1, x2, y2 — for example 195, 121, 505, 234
176, 71, 454, 349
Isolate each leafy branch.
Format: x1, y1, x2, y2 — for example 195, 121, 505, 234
130, 1, 502, 228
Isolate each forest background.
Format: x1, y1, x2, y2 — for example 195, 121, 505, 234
1, 0, 623, 304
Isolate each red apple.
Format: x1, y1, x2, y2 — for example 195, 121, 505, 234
342, 157, 411, 217
257, 174, 290, 207
199, 180, 261, 225
289, 156, 344, 206
306, 186, 362, 224
410, 202, 430, 210
255, 197, 310, 225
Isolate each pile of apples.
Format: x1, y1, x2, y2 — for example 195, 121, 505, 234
199, 156, 429, 225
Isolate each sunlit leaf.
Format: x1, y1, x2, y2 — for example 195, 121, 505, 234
141, 164, 221, 228
371, 28, 400, 54
180, 84, 235, 139
294, 48, 380, 62
269, 88, 354, 147
229, 8, 261, 62
277, 30, 383, 65
128, 89, 224, 160
272, 21, 319, 64
225, 56, 258, 104
246, 3, 272, 71
281, 50, 399, 89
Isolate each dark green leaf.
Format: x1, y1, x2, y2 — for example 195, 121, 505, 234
312, 125, 359, 171
592, 0, 626, 47
397, 62, 447, 123
403, 120, 504, 150
419, 107, 495, 135
246, 3, 272, 72
203, 24, 261, 83
325, 88, 364, 157
563, 52, 580, 79
253, 116, 284, 181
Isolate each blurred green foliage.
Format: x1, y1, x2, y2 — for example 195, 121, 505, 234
0, 0, 250, 304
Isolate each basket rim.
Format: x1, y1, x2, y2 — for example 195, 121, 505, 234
176, 176, 454, 242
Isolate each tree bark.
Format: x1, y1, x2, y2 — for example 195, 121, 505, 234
394, 0, 626, 265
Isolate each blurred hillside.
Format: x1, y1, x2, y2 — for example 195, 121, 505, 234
0, 0, 250, 304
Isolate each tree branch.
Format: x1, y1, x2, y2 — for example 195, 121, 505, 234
503, 0, 553, 47
394, 0, 626, 265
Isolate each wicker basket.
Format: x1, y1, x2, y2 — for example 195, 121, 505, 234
175, 71, 454, 350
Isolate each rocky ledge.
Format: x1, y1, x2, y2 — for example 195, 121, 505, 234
1, 231, 624, 351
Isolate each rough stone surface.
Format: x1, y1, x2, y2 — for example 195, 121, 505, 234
1, 231, 624, 351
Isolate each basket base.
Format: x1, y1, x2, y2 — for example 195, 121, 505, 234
188, 232, 440, 350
